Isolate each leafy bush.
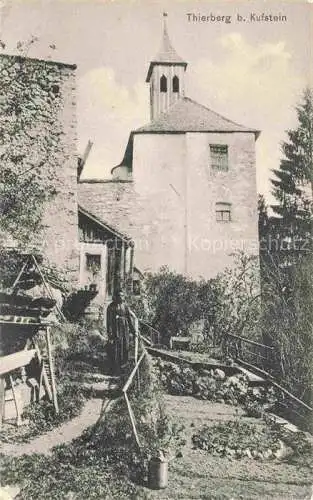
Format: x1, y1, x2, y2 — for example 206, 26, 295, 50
52, 321, 107, 379
0, 450, 145, 500
261, 254, 313, 406
192, 420, 281, 460
131, 253, 261, 348
153, 358, 250, 405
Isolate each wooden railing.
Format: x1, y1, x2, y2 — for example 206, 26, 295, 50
223, 332, 313, 431
138, 319, 161, 346
223, 332, 275, 372
135, 323, 313, 431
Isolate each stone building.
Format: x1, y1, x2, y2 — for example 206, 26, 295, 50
0, 54, 79, 282
79, 17, 260, 278
1, 15, 260, 312
0, 53, 133, 309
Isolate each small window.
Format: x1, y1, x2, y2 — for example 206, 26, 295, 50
210, 145, 228, 171
86, 253, 101, 272
172, 75, 179, 93
160, 75, 167, 93
216, 202, 231, 222
132, 279, 141, 296
51, 84, 60, 96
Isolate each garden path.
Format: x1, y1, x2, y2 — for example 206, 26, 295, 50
0, 397, 105, 457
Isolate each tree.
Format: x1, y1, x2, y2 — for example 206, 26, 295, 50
270, 88, 313, 264
261, 253, 313, 406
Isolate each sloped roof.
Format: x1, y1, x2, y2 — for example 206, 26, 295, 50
135, 97, 260, 136
146, 16, 187, 82
78, 204, 132, 243
112, 97, 260, 173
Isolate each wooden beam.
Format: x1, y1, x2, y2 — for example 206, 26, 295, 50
9, 375, 22, 426
0, 377, 5, 428
32, 255, 66, 322
11, 258, 29, 290
32, 341, 53, 402
122, 351, 146, 393
124, 392, 141, 449
0, 349, 36, 376
45, 326, 59, 414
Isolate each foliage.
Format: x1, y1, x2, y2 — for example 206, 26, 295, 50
0, 451, 145, 500
191, 420, 282, 460
0, 48, 68, 246
261, 254, 313, 405
153, 358, 248, 405
209, 253, 261, 345
128, 353, 186, 462
262, 88, 313, 268
52, 321, 107, 379
152, 358, 280, 414
132, 267, 205, 344
132, 253, 261, 347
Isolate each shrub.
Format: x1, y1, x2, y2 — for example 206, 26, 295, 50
131, 254, 261, 348
152, 358, 250, 405
261, 254, 313, 405
192, 420, 281, 460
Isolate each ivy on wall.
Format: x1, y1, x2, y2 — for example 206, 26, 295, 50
0, 50, 70, 245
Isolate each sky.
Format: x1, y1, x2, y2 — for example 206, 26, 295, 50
0, 0, 312, 202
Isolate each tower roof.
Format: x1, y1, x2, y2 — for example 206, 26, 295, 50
135, 97, 260, 137
112, 97, 260, 173
146, 13, 187, 82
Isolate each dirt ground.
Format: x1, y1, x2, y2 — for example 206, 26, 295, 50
142, 395, 313, 500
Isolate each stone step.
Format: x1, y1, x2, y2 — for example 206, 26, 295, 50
82, 375, 121, 395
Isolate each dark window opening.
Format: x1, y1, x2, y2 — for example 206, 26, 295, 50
172, 75, 179, 93
216, 203, 231, 222
160, 75, 167, 93
51, 84, 60, 96
132, 279, 141, 296
86, 253, 101, 272
210, 144, 229, 171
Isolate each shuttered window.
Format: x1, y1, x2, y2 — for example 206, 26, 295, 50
210, 144, 229, 171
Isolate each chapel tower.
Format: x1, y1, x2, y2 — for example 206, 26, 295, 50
146, 13, 187, 120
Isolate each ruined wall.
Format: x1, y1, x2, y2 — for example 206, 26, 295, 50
0, 54, 79, 281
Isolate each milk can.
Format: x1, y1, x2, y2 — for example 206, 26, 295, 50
148, 457, 168, 489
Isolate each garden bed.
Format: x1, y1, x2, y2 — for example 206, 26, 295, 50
152, 358, 278, 411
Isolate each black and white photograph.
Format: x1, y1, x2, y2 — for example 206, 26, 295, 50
0, 0, 312, 498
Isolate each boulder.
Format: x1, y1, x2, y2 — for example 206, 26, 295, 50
214, 368, 226, 381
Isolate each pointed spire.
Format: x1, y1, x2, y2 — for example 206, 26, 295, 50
146, 13, 187, 82
154, 12, 186, 65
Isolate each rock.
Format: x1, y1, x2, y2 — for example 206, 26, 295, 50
244, 448, 253, 459
0, 485, 21, 499
214, 368, 226, 380
263, 449, 273, 459
274, 440, 293, 459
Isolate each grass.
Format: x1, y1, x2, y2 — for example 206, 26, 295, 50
142, 395, 313, 500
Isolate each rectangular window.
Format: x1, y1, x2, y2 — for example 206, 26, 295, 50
216, 202, 231, 222
210, 144, 229, 171
86, 253, 101, 272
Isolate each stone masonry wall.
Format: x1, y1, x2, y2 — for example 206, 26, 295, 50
79, 130, 259, 279
0, 54, 79, 282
